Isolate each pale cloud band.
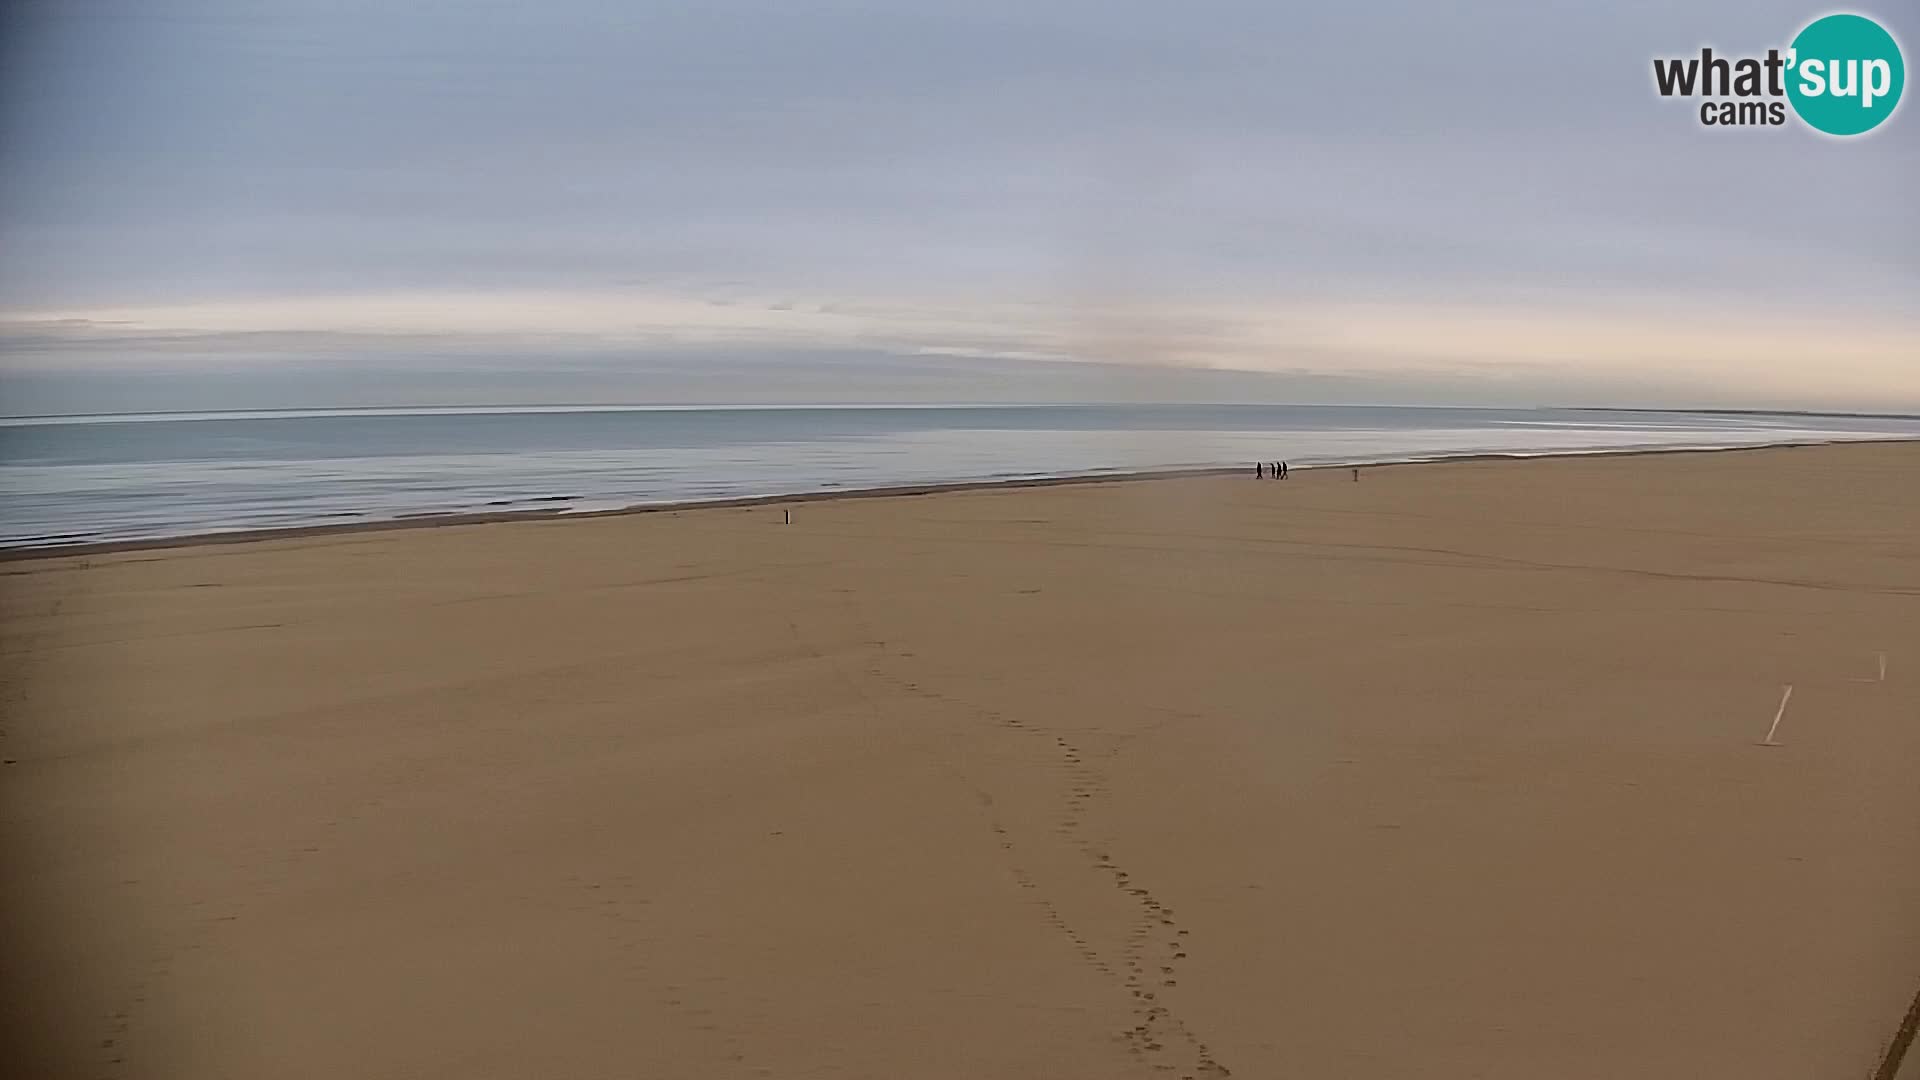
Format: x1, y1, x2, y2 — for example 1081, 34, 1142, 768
5, 288, 1914, 410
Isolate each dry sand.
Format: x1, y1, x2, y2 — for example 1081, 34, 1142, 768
4, 441, 1919, 1079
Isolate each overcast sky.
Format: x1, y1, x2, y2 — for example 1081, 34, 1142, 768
1, 0, 1914, 414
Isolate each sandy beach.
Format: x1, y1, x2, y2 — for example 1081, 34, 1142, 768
5, 441, 1918, 1079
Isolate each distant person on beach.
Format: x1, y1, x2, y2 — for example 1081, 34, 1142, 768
1254, 462, 1264, 478
1280, 461, 1290, 480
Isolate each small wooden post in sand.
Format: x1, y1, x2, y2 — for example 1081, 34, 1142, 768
783, 509, 792, 525
1759, 684, 1794, 746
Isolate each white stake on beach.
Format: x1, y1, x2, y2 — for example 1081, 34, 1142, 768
784, 509, 792, 525
1851, 650, 1890, 683
1760, 684, 1793, 747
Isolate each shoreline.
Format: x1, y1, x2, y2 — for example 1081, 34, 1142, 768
10, 435, 1916, 562
7, 434, 1915, 562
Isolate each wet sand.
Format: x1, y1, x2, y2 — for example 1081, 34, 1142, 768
5, 441, 1919, 1078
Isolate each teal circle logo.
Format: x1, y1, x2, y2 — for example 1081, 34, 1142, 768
1786, 13, 1905, 135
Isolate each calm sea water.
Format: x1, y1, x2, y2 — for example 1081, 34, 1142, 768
2, 404, 1916, 548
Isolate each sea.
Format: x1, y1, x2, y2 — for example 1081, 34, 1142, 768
2, 404, 1916, 550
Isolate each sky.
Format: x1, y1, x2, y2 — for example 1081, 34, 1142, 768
0, 0, 1915, 414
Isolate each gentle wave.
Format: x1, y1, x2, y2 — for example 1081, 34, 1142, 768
3, 405, 1916, 549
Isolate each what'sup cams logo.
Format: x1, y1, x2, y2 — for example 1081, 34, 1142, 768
1653, 12, 1904, 135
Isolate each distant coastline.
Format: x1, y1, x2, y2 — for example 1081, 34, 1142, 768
9, 402, 1920, 424
1575, 406, 1920, 422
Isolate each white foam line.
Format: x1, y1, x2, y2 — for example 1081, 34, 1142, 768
1761, 684, 1794, 746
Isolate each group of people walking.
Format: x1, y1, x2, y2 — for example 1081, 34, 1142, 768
1253, 461, 1364, 481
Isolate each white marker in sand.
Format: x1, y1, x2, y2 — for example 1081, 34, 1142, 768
1760, 684, 1793, 747
1851, 650, 1891, 683
784, 509, 792, 525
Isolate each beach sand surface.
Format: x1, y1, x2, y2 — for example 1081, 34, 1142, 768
5, 442, 1919, 1079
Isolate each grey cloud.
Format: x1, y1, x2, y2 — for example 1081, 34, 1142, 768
0, 0, 1915, 404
